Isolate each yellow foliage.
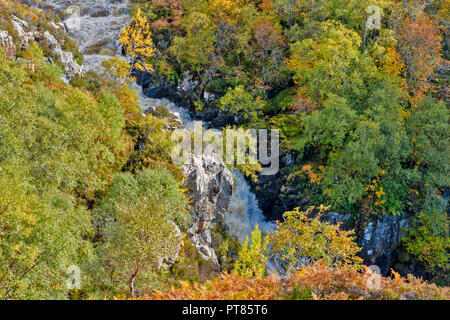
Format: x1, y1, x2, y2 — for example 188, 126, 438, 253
119, 8, 155, 72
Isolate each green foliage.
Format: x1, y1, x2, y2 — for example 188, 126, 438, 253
101, 57, 135, 91
232, 225, 268, 278
93, 168, 189, 297
406, 97, 450, 191
265, 87, 297, 114
219, 85, 266, 122
0, 49, 128, 299
268, 206, 363, 271
403, 197, 449, 275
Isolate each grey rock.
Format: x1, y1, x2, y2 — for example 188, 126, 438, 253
177, 71, 199, 96
0, 30, 16, 59
43, 31, 84, 82
360, 214, 411, 274
321, 212, 351, 226
182, 150, 233, 266
11, 16, 32, 48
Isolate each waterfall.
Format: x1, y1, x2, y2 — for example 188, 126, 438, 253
224, 171, 275, 242
25, 0, 274, 243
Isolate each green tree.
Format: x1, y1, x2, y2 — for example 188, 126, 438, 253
268, 206, 362, 272
219, 85, 266, 122
403, 196, 449, 279
101, 57, 135, 92
232, 225, 268, 278
94, 168, 189, 297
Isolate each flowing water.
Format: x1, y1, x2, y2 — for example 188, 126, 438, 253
24, 0, 274, 242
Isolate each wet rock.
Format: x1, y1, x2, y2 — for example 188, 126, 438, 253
321, 212, 352, 226
182, 150, 234, 266
321, 211, 411, 275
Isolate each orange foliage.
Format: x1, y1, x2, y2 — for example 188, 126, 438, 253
145, 273, 281, 300
150, 0, 183, 29
397, 16, 443, 95
136, 261, 449, 300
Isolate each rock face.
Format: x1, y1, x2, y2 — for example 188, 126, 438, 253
0, 31, 16, 59
182, 150, 234, 266
321, 211, 411, 274
2, 15, 83, 82
42, 31, 84, 82
177, 71, 199, 97
11, 15, 32, 48
360, 214, 411, 274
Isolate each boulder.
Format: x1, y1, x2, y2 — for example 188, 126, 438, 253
11, 16, 32, 48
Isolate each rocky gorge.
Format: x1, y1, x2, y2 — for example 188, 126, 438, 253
9, 0, 439, 280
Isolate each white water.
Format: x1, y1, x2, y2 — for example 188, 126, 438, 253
225, 171, 275, 241
25, 0, 273, 242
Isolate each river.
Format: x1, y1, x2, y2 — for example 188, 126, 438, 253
24, 0, 273, 242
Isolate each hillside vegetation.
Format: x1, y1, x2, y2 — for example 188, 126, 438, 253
0, 0, 448, 300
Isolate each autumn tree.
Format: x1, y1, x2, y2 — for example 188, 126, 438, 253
119, 8, 156, 72
287, 21, 365, 104
101, 57, 135, 92
94, 168, 189, 297
396, 16, 443, 95
232, 225, 268, 278
268, 206, 363, 272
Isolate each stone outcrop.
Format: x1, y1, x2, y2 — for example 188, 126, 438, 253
1, 15, 83, 82
0, 30, 16, 59
42, 31, 84, 82
11, 15, 32, 48
182, 150, 234, 266
321, 211, 411, 274
359, 214, 411, 274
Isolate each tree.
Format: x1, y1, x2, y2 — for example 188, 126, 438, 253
219, 85, 266, 122
396, 16, 443, 95
119, 8, 156, 72
101, 57, 135, 91
287, 21, 365, 104
268, 206, 362, 272
403, 196, 449, 280
0, 50, 128, 299
406, 96, 449, 195
232, 225, 268, 278
94, 168, 189, 297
